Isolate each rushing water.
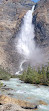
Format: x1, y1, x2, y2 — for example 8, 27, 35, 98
0, 78, 49, 111
16, 6, 35, 74
15, 5, 44, 74
17, 6, 35, 57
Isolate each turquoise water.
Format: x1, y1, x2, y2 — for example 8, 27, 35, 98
0, 78, 49, 111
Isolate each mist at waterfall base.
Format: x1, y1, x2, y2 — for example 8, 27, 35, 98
15, 6, 44, 74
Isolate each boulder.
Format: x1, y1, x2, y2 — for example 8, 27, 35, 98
0, 95, 38, 110
38, 100, 48, 106
0, 103, 25, 111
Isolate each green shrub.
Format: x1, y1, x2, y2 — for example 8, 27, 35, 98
0, 67, 11, 80
18, 65, 49, 86
0, 82, 3, 88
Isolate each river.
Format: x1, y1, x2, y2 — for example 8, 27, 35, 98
0, 78, 49, 111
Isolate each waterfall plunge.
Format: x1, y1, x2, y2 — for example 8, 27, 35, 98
17, 6, 35, 58
16, 6, 43, 75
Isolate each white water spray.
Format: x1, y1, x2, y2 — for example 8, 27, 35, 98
17, 5, 35, 57
16, 5, 44, 75
16, 60, 25, 75
16, 6, 35, 75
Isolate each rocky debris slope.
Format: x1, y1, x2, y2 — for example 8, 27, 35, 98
0, 95, 38, 111
0, 0, 34, 73
33, 0, 49, 47
0, 95, 48, 111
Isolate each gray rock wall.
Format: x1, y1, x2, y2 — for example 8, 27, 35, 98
33, 0, 49, 47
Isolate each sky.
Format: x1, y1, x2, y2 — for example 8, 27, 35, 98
32, 0, 40, 2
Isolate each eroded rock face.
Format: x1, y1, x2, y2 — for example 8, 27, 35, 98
33, 0, 49, 47
0, 0, 34, 74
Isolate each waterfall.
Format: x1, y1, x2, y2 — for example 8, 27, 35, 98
15, 5, 43, 75
15, 6, 35, 75
17, 5, 35, 58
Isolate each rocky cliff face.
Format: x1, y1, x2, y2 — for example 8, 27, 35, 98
33, 0, 49, 47
0, 0, 34, 42
0, 0, 34, 74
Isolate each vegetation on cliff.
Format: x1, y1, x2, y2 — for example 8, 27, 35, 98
0, 67, 12, 80
18, 64, 49, 86
0, 67, 17, 80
